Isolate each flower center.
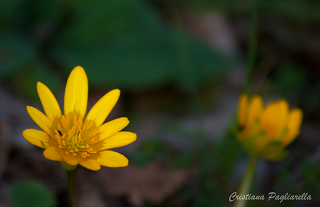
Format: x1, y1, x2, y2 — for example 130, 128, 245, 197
53, 114, 98, 158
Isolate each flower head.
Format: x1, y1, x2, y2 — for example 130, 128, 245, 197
236, 93, 302, 160
23, 66, 137, 171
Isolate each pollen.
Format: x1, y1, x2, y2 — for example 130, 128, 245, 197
54, 114, 97, 158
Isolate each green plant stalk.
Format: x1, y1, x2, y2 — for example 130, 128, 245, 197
67, 170, 77, 207
245, 0, 258, 95
234, 156, 258, 207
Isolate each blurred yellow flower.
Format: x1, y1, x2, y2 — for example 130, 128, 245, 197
23, 66, 136, 171
236, 93, 302, 160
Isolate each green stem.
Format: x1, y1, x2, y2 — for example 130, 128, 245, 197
245, 0, 258, 95
234, 156, 258, 207
67, 170, 77, 207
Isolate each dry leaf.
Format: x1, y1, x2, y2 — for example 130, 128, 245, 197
98, 164, 193, 206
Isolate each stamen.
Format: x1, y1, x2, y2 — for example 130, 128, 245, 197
87, 137, 97, 144
85, 128, 99, 140
86, 147, 93, 152
78, 133, 82, 141
55, 134, 60, 140
82, 121, 92, 132
79, 116, 83, 127
61, 115, 68, 131
55, 115, 97, 158
68, 129, 75, 137
72, 137, 77, 144
58, 124, 63, 133
66, 114, 70, 128
73, 115, 77, 127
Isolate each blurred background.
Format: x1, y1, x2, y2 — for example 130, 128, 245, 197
1, 0, 320, 206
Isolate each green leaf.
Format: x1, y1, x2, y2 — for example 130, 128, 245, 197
9, 181, 56, 207
52, 0, 235, 90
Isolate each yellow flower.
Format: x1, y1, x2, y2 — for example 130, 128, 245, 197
236, 93, 302, 160
23, 66, 137, 171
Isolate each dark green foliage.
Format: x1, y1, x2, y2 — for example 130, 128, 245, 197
0, 33, 35, 77
9, 181, 56, 207
131, 138, 170, 166
52, 0, 234, 89
272, 61, 308, 97
0, 0, 235, 97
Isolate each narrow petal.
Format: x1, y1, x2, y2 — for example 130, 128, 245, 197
260, 100, 289, 139
37, 82, 62, 122
64, 66, 88, 118
85, 89, 120, 127
238, 93, 248, 127
26, 106, 52, 134
98, 117, 130, 141
247, 95, 263, 128
259, 101, 280, 139
274, 100, 289, 137
97, 150, 128, 167
92, 131, 136, 151
79, 159, 101, 171
284, 108, 303, 145
63, 154, 79, 166
23, 129, 55, 149
43, 146, 64, 161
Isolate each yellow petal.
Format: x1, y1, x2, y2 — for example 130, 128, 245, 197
274, 100, 289, 137
284, 108, 303, 145
79, 159, 101, 171
247, 95, 263, 128
98, 117, 130, 141
92, 131, 136, 151
238, 93, 248, 127
22, 129, 54, 149
43, 146, 64, 161
85, 89, 120, 127
64, 66, 88, 118
63, 154, 79, 166
37, 82, 62, 122
26, 106, 52, 134
97, 150, 128, 167
259, 101, 280, 139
